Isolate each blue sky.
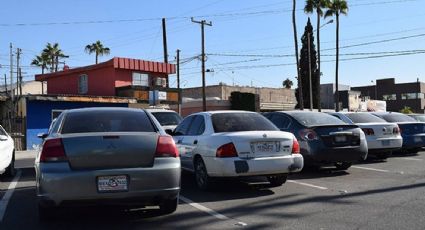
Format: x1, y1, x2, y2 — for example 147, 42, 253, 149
0, 0, 424, 89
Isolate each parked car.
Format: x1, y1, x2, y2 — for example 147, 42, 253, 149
408, 114, 425, 122
264, 111, 368, 170
146, 109, 183, 133
172, 110, 303, 190
35, 107, 181, 220
0, 125, 15, 177
372, 112, 425, 153
328, 112, 402, 159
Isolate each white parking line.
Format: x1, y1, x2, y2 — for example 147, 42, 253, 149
287, 180, 328, 190
179, 195, 230, 220
351, 166, 390, 173
0, 170, 22, 222
396, 157, 423, 161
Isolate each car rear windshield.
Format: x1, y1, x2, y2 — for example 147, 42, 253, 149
411, 115, 425, 122
345, 113, 387, 123
291, 112, 346, 127
151, 112, 182, 126
380, 113, 417, 122
212, 113, 278, 133
61, 110, 156, 134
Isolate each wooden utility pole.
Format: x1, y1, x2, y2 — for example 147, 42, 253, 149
191, 17, 212, 112
9, 43, 13, 102
162, 18, 168, 64
16, 48, 22, 98
176, 49, 181, 115
3, 74, 7, 96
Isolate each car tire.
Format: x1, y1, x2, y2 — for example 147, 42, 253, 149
159, 197, 178, 215
194, 158, 212, 190
334, 162, 352, 170
267, 174, 288, 187
4, 151, 15, 177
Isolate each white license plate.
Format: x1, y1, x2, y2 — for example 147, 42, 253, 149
382, 140, 391, 146
251, 142, 278, 153
334, 135, 347, 142
97, 175, 128, 192
414, 137, 423, 143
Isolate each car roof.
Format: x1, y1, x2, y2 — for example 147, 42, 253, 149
63, 107, 145, 114
190, 110, 258, 116
146, 109, 178, 113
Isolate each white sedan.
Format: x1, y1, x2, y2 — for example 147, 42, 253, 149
172, 111, 304, 190
329, 112, 402, 159
0, 125, 15, 177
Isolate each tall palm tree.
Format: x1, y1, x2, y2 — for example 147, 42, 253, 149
325, 0, 348, 112
31, 53, 50, 74
293, 0, 304, 110
85, 40, 110, 64
42, 43, 65, 72
304, 0, 329, 111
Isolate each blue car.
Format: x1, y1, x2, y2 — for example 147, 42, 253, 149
372, 112, 425, 153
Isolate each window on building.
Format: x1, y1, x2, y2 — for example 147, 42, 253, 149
78, 74, 88, 94
401, 93, 424, 100
382, 94, 396, 101
132, 72, 149, 86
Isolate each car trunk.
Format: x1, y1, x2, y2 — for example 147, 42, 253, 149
357, 122, 398, 138
61, 132, 159, 170
397, 122, 425, 135
311, 125, 361, 147
223, 131, 293, 158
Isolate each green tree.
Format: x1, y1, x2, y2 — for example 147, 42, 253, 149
400, 106, 413, 114
325, 0, 348, 111
296, 18, 319, 109
31, 53, 50, 74
283, 78, 294, 89
85, 40, 111, 64
293, 0, 303, 109
42, 43, 66, 72
304, 0, 329, 111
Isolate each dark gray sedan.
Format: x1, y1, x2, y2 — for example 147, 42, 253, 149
35, 107, 181, 220
264, 111, 368, 170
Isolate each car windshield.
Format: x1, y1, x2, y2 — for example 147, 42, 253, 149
411, 115, 425, 122
151, 112, 182, 126
345, 113, 387, 123
380, 113, 417, 122
61, 110, 155, 133
212, 113, 278, 133
291, 112, 346, 127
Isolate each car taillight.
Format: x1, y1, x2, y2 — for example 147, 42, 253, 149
291, 138, 300, 154
393, 126, 400, 134
298, 129, 318, 141
362, 128, 375, 136
40, 138, 67, 162
216, 142, 238, 158
155, 136, 179, 158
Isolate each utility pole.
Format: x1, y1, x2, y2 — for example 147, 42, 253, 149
191, 17, 212, 112
9, 43, 14, 102
3, 74, 7, 96
19, 68, 22, 97
176, 49, 181, 115
16, 48, 22, 98
162, 18, 168, 64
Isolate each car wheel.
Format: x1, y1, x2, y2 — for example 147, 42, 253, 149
194, 158, 212, 190
334, 162, 352, 170
4, 151, 15, 177
159, 197, 178, 215
267, 174, 288, 187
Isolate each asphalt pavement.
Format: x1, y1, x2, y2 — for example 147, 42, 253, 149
1, 150, 425, 229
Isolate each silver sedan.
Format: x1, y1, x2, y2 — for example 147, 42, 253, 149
35, 107, 181, 220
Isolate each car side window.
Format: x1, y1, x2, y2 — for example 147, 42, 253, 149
187, 115, 205, 136
270, 114, 291, 129
174, 116, 194, 136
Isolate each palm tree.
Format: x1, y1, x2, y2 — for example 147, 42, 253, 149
42, 43, 65, 72
293, 0, 304, 110
325, 0, 348, 112
31, 53, 50, 74
304, 0, 329, 111
283, 78, 294, 89
85, 40, 110, 64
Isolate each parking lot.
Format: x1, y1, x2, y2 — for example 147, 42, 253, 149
1, 150, 425, 229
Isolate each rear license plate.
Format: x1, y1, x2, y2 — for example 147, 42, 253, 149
382, 140, 391, 146
334, 135, 347, 143
251, 142, 278, 153
414, 137, 423, 143
97, 175, 128, 192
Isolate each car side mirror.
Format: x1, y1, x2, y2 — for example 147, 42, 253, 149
165, 129, 174, 136
37, 133, 49, 139
0, 135, 8, 141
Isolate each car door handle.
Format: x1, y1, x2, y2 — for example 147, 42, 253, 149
193, 140, 198, 145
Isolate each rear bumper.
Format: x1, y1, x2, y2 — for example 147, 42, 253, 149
402, 134, 425, 149
36, 158, 181, 207
366, 137, 403, 150
301, 141, 368, 165
206, 154, 304, 177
